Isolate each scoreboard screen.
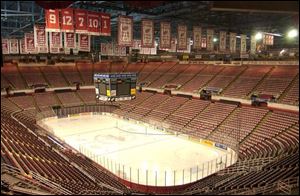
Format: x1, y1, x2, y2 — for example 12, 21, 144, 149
94, 73, 137, 101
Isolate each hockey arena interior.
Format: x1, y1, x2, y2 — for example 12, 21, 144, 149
1, 1, 299, 195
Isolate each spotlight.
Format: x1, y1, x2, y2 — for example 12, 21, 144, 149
287, 29, 298, 38
213, 38, 218, 42
255, 32, 263, 40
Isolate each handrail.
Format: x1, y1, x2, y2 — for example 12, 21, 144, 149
30, 170, 73, 195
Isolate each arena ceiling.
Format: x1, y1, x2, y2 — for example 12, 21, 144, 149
1, 1, 299, 40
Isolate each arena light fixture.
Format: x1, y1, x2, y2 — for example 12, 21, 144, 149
213, 38, 218, 42
255, 32, 263, 40
287, 29, 298, 38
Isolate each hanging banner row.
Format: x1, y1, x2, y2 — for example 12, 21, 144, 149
2, 25, 90, 54
45, 8, 111, 36
117, 16, 273, 52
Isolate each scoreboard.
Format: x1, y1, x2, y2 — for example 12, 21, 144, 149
94, 73, 137, 101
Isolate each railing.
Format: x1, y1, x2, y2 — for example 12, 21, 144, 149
1, 163, 73, 195
30, 170, 73, 195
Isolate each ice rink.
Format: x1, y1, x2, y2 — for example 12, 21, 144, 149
41, 114, 237, 186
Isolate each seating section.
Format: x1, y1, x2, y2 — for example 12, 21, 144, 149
8, 95, 36, 110
239, 111, 299, 159
206, 66, 246, 90
148, 63, 189, 88
255, 66, 298, 98
208, 106, 269, 145
77, 89, 97, 105
125, 93, 170, 120
1, 63, 298, 105
223, 66, 272, 98
18, 66, 47, 87
59, 66, 83, 85
144, 96, 188, 122
56, 92, 83, 107
280, 75, 299, 105
167, 64, 206, 88
180, 66, 224, 92
136, 62, 162, 83
77, 62, 93, 85
40, 66, 68, 87
110, 62, 126, 72
124, 62, 145, 73
1, 106, 128, 194
1, 65, 26, 89
183, 102, 237, 138
33, 92, 60, 109
163, 99, 210, 132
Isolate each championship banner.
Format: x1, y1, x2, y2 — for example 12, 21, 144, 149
34, 24, 48, 53
160, 22, 171, 49
219, 31, 227, 51
141, 19, 154, 48
177, 38, 191, 53
45, 9, 60, 32
64, 32, 76, 49
61, 8, 74, 32
100, 13, 111, 36
100, 43, 107, 55
2, 39, 9, 54
206, 29, 214, 51
250, 35, 256, 55
87, 11, 100, 35
240, 34, 247, 54
201, 38, 206, 48
193, 26, 202, 49
49, 32, 62, 53
263, 34, 274, 45
24, 33, 36, 53
9, 39, 19, 54
78, 34, 90, 52
75, 9, 87, 33
229, 32, 236, 53
118, 15, 133, 46
177, 24, 187, 50
19, 38, 27, 54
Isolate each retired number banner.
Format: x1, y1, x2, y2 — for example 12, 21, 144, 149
19, 39, 27, 54
160, 22, 171, 49
240, 34, 247, 54
45, 9, 60, 32
87, 11, 100, 35
49, 32, 62, 53
177, 24, 187, 50
64, 32, 76, 49
9, 39, 19, 54
141, 19, 154, 48
75, 9, 87, 33
2, 39, 9, 54
193, 26, 202, 49
118, 16, 133, 46
206, 29, 214, 51
34, 24, 48, 53
100, 13, 111, 36
219, 31, 227, 51
61, 8, 74, 32
250, 35, 256, 55
78, 34, 90, 52
229, 32, 236, 53
24, 33, 36, 53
